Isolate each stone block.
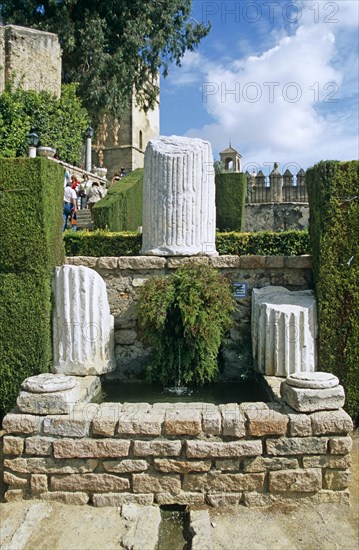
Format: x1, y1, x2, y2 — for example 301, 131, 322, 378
5, 489, 24, 502
3, 436, 24, 455
43, 415, 90, 438
118, 413, 163, 436
133, 440, 182, 457
154, 459, 211, 473
189, 509, 212, 550
329, 436, 353, 455
163, 410, 202, 436
30, 474, 48, 493
302, 455, 351, 469
215, 460, 240, 472
269, 468, 322, 493
155, 492, 205, 506
310, 409, 353, 435
312, 489, 350, 505
210, 256, 241, 268
206, 493, 241, 507
103, 460, 148, 473
51, 474, 130, 492
4, 457, 97, 474
245, 407, 288, 436
93, 493, 154, 507
4, 471, 28, 488
2, 412, 42, 434
117, 256, 167, 270
243, 492, 275, 508
183, 473, 265, 492
243, 457, 299, 473
288, 414, 312, 437
284, 255, 312, 269
281, 382, 345, 413
66, 256, 98, 268
266, 437, 327, 456
17, 385, 80, 415
202, 407, 222, 435
39, 492, 89, 505
114, 329, 137, 345
324, 470, 350, 491
25, 437, 53, 456
239, 256, 266, 268
220, 405, 246, 438
132, 474, 181, 494
96, 257, 119, 270
53, 439, 130, 458
92, 403, 122, 436
265, 256, 285, 269
186, 440, 262, 459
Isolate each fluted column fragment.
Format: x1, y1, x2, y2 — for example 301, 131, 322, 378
252, 286, 317, 376
141, 136, 217, 256
52, 265, 115, 375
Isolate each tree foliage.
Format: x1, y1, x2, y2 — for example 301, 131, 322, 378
0, 0, 210, 125
0, 84, 89, 163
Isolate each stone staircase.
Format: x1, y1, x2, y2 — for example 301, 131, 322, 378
75, 209, 94, 230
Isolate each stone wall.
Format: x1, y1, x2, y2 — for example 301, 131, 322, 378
0, 25, 61, 97
65, 255, 314, 380
244, 203, 309, 232
2, 399, 353, 506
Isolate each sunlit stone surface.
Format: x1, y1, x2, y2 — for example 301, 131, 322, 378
252, 286, 317, 377
141, 136, 217, 256
52, 266, 115, 376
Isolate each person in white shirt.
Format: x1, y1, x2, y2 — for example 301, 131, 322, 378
63, 181, 77, 231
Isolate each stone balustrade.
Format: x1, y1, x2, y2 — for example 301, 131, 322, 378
2, 394, 353, 507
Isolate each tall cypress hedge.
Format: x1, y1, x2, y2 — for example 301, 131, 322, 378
306, 160, 359, 420
0, 158, 65, 416
215, 172, 247, 231
93, 169, 143, 231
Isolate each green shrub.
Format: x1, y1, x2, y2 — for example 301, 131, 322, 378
138, 264, 235, 386
306, 160, 359, 421
0, 158, 65, 417
216, 230, 310, 256
215, 172, 246, 231
93, 169, 143, 231
64, 230, 142, 256
0, 84, 89, 164
64, 229, 309, 257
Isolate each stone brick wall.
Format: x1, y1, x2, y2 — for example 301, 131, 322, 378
244, 203, 309, 232
2, 400, 353, 506
0, 25, 61, 97
65, 255, 314, 380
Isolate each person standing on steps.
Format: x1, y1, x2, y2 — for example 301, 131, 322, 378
63, 181, 77, 231
87, 182, 103, 219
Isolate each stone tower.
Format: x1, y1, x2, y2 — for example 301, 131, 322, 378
93, 96, 160, 178
0, 25, 61, 97
219, 144, 242, 172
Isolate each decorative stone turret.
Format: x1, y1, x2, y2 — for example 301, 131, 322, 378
252, 286, 317, 376
52, 265, 115, 376
141, 136, 217, 256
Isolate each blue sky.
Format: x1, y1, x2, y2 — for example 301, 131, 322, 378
160, 0, 359, 173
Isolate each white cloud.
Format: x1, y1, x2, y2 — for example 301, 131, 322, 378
178, 1, 359, 168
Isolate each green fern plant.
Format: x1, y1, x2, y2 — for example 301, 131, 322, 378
138, 264, 236, 386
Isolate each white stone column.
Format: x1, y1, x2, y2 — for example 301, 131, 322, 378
252, 286, 317, 376
141, 135, 217, 256
52, 265, 115, 376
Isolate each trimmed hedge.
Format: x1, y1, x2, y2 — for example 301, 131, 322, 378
306, 160, 359, 421
0, 158, 65, 416
0, 158, 65, 274
93, 169, 143, 231
64, 229, 310, 257
215, 172, 247, 231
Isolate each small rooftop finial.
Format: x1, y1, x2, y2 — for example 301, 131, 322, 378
229, 140, 231, 148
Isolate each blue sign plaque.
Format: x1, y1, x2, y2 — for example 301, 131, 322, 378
233, 282, 248, 299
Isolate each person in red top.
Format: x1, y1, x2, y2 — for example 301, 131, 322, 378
70, 175, 81, 208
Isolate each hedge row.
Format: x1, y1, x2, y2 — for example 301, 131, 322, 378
93, 169, 143, 231
64, 229, 310, 257
215, 172, 247, 232
306, 160, 359, 421
0, 158, 65, 417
